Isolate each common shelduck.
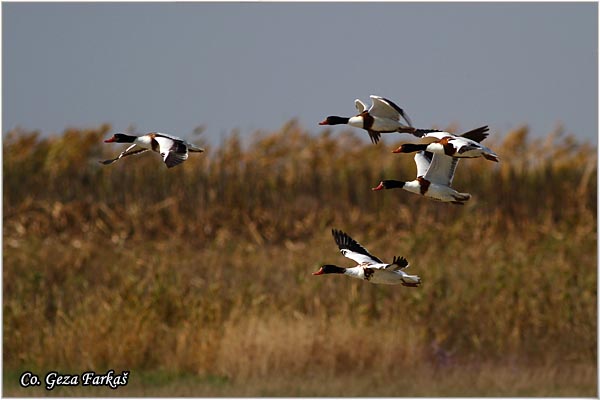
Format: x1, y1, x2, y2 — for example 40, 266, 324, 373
319, 95, 424, 144
372, 150, 470, 204
100, 132, 204, 168
312, 229, 421, 286
393, 126, 499, 162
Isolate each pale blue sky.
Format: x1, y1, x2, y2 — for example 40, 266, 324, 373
3, 2, 598, 145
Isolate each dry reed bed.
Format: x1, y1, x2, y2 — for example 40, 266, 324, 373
3, 122, 597, 393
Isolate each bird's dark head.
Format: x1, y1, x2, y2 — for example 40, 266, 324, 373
372, 180, 406, 191
312, 264, 346, 275
392, 143, 427, 154
319, 116, 350, 126
104, 133, 136, 143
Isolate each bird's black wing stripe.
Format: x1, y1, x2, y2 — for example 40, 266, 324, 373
379, 97, 404, 115
171, 141, 188, 154
331, 229, 383, 263
422, 150, 434, 164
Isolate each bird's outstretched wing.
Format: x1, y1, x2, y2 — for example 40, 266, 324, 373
459, 126, 489, 143
354, 99, 368, 113
414, 150, 433, 178
424, 153, 459, 186
99, 145, 148, 165
332, 229, 383, 265
369, 95, 413, 127
154, 136, 189, 168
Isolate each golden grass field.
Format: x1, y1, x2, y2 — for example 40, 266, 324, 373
3, 122, 597, 396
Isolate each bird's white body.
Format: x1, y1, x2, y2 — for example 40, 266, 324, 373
132, 135, 154, 148
402, 179, 471, 203
343, 265, 421, 285
348, 115, 407, 132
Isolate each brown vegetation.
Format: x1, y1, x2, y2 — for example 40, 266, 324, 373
3, 122, 597, 396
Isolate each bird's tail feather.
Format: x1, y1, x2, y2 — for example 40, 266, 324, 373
453, 192, 471, 202
483, 153, 499, 162
401, 274, 421, 287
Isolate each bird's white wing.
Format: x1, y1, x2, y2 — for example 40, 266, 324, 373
414, 151, 433, 178
153, 136, 189, 168
424, 153, 459, 186
368, 96, 401, 120
332, 229, 383, 265
449, 137, 477, 153
153, 136, 177, 153
354, 99, 368, 113
369, 95, 412, 126
421, 131, 453, 143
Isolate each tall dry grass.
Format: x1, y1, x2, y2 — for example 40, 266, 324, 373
3, 121, 597, 395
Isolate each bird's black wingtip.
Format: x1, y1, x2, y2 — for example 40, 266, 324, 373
331, 229, 352, 249
460, 125, 490, 143
392, 256, 409, 269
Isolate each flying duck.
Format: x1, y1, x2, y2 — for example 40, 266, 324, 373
372, 150, 470, 204
393, 126, 499, 162
319, 95, 425, 144
312, 229, 421, 286
100, 132, 204, 168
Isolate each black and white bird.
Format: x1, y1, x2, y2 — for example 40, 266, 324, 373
100, 132, 204, 168
312, 229, 421, 286
372, 126, 490, 204
319, 95, 426, 144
